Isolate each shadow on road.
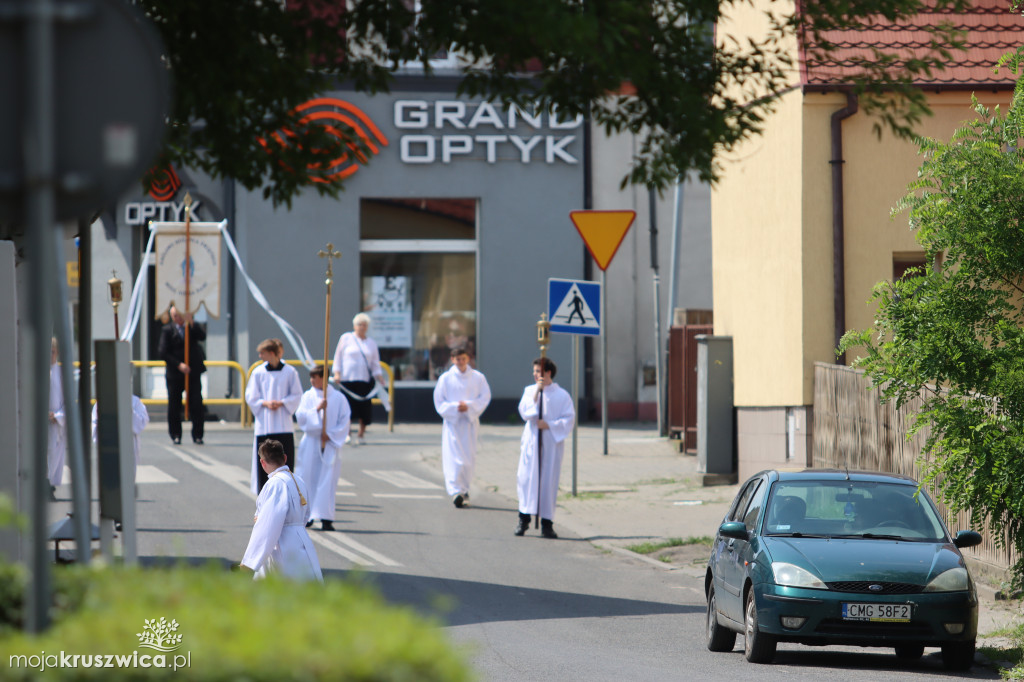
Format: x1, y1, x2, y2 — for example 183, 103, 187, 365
325, 569, 701, 627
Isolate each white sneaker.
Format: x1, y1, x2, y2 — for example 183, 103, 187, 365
345, 434, 351, 444
358, 436, 366, 445
348, 436, 358, 447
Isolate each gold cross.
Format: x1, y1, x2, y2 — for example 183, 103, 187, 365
318, 243, 342, 284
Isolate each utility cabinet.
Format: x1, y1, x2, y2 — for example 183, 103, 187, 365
696, 335, 734, 476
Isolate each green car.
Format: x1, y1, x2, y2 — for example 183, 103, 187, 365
705, 470, 981, 670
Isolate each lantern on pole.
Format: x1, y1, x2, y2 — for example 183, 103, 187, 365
107, 270, 123, 338
536, 312, 550, 358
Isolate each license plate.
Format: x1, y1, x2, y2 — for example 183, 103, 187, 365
842, 602, 911, 622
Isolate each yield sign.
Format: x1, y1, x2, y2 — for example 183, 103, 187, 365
569, 210, 636, 271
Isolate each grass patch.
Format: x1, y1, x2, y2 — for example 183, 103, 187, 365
561, 491, 607, 501
626, 536, 713, 555
979, 618, 1024, 679
636, 477, 680, 486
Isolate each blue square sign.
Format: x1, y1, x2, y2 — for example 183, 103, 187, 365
548, 278, 601, 336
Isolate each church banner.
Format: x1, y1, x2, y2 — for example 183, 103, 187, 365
153, 221, 222, 318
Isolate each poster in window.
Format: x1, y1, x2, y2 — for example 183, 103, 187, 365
367, 276, 412, 348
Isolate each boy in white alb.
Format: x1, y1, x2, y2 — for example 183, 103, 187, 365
245, 339, 303, 494
47, 339, 66, 497
433, 346, 491, 508
294, 365, 350, 531
240, 439, 323, 582
515, 357, 575, 539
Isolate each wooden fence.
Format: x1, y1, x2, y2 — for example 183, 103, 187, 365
813, 362, 1017, 575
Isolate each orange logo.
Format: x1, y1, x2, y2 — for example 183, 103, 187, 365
262, 98, 389, 183
149, 165, 182, 201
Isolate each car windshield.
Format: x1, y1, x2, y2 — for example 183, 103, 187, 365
762, 480, 948, 542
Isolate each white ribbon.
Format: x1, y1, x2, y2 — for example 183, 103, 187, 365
120, 221, 316, 368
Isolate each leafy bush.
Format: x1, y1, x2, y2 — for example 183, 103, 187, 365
0, 563, 471, 681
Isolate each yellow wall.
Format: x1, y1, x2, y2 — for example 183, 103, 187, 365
715, 88, 1013, 408
712, 90, 806, 407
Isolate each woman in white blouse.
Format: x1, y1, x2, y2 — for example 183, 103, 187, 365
332, 313, 383, 445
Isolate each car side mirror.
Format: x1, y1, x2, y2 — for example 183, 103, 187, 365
953, 530, 982, 549
719, 521, 749, 541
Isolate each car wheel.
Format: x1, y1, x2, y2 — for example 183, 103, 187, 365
941, 641, 975, 671
706, 585, 737, 652
743, 590, 776, 663
893, 645, 924, 660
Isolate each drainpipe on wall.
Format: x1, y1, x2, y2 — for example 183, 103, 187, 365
830, 91, 858, 365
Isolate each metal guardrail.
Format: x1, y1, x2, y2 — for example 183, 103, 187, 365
242, 360, 394, 431
129, 360, 248, 422
74, 359, 394, 431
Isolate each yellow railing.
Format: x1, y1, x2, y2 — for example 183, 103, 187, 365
130, 360, 248, 421
73, 360, 249, 420
73, 359, 393, 431
242, 360, 394, 431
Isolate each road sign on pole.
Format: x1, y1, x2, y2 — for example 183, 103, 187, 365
569, 210, 636, 271
548, 278, 601, 336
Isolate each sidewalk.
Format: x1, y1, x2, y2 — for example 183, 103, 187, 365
416, 421, 1021, 649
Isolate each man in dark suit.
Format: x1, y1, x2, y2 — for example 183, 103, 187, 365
158, 305, 206, 444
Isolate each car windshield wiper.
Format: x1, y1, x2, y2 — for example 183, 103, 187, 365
832, 533, 907, 541
767, 532, 830, 538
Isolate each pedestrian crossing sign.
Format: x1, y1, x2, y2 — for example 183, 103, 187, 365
548, 278, 601, 336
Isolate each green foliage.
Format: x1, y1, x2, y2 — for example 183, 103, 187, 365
138, 0, 970, 205
0, 563, 471, 681
841, 76, 1024, 588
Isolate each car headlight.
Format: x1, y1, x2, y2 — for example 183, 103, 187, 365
772, 562, 827, 590
924, 567, 970, 592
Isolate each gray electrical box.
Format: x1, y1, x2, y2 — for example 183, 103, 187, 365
94, 340, 135, 561
696, 335, 734, 477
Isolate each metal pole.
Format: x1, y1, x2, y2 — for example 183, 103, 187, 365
52, 239, 91, 564
653, 272, 662, 435
572, 334, 578, 496
667, 179, 683, 344
24, 0, 56, 632
649, 188, 662, 436
601, 268, 607, 455
78, 218, 92, 491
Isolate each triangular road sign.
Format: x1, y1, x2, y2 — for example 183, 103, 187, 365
569, 210, 636, 271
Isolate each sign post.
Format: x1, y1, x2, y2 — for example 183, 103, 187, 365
548, 278, 601, 495
569, 210, 635, 454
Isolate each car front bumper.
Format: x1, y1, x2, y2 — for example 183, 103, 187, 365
753, 583, 978, 647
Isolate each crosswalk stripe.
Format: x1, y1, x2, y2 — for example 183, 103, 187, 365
61, 464, 178, 484
364, 470, 442, 489
158, 444, 400, 568
373, 493, 441, 499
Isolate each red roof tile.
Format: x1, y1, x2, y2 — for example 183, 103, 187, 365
800, 0, 1024, 90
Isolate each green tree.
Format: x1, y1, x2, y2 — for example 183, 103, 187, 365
841, 72, 1024, 585
141, 0, 968, 206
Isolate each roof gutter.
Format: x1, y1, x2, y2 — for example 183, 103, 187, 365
831, 90, 857, 365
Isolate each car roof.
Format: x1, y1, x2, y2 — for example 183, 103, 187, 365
758, 469, 919, 485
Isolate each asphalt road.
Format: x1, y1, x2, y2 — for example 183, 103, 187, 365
51, 424, 1002, 681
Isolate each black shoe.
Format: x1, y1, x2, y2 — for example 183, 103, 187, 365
514, 513, 531, 537
305, 519, 314, 528
171, 436, 181, 445
540, 519, 558, 539
115, 522, 123, 532
321, 520, 335, 531
193, 438, 203, 445
453, 494, 464, 508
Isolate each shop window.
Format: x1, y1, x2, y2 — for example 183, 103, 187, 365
360, 198, 477, 384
